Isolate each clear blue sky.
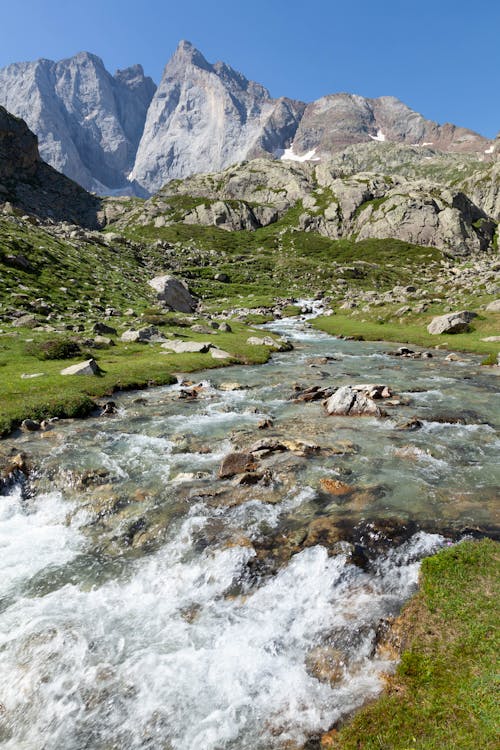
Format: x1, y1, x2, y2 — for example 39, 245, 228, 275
1, 0, 498, 137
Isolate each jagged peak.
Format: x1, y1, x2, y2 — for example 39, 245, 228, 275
168, 40, 212, 72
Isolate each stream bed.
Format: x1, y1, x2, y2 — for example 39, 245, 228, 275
0, 315, 499, 749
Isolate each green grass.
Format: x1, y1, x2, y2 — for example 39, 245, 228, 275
324, 539, 499, 750
0, 322, 280, 436
313, 312, 500, 357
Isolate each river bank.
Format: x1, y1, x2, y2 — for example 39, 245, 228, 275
0, 312, 498, 748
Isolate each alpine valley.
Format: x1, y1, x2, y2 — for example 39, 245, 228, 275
0, 39, 498, 750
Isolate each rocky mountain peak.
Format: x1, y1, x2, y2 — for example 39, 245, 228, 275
169, 40, 213, 72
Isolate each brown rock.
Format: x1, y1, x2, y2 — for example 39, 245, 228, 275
305, 646, 345, 686
218, 452, 258, 479
320, 478, 354, 496
304, 517, 342, 548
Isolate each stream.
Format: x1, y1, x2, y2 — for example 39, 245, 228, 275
0, 311, 499, 749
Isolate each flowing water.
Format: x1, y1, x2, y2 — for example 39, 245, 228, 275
0, 313, 499, 749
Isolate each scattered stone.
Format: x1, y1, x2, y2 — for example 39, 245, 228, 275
148, 275, 198, 312
121, 326, 159, 343
219, 452, 258, 479
21, 418, 40, 432
427, 310, 477, 335
485, 300, 500, 312
324, 385, 383, 417
319, 478, 354, 496
92, 322, 117, 335
396, 417, 423, 431
101, 401, 117, 416
481, 336, 500, 342
60, 358, 100, 376
218, 322, 232, 332
12, 314, 38, 328
210, 348, 233, 359
214, 273, 230, 283
445, 353, 461, 361
21, 372, 45, 379
161, 340, 211, 353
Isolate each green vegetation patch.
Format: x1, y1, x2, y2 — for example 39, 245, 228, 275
324, 538, 499, 750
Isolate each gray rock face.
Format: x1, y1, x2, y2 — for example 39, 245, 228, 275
148, 275, 198, 312
427, 311, 477, 334
292, 94, 491, 158
130, 41, 305, 193
135, 157, 495, 256
0, 52, 156, 194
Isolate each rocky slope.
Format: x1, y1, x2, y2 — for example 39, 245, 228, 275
118, 155, 497, 256
0, 52, 156, 194
0, 106, 102, 227
0, 42, 495, 197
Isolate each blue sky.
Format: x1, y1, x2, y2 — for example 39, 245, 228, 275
1, 0, 498, 137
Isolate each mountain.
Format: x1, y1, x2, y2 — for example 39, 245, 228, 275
129, 41, 305, 193
0, 52, 156, 194
0, 105, 101, 227
0, 42, 495, 197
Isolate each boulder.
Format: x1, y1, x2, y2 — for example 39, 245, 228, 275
427, 310, 477, 335
60, 358, 100, 376
219, 452, 258, 479
210, 348, 232, 359
12, 314, 38, 328
161, 340, 211, 354
485, 300, 500, 312
121, 326, 159, 343
148, 275, 197, 313
92, 322, 117, 335
21, 418, 40, 432
324, 385, 382, 417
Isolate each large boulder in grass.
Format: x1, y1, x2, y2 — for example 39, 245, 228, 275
61, 358, 100, 376
161, 340, 211, 353
148, 275, 197, 313
427, 310, 477, 335
324, 385, 382, 417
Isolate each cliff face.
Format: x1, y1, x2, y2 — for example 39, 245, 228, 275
0, 106, 102, 227
0, 52, 156, 194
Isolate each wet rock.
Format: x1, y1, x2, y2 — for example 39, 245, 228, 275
77, 468, 111, 488
293, 385, 335, 402
219, 452, 258, 479
258, 418, 274, 430
60, 358, 101, 376
427, 310, 477, 335
319, 478, 354, 496
281, 439, 320, 456
396, 417, 423, 431
101, 401, 117, 416
305, 646, 345, 686
330, 439, 358, 455
21, 418, 40, 432
304, 517, 343, 548
0, 452, 30, 492
249, 438, 288, 457
324, 385, 383, 417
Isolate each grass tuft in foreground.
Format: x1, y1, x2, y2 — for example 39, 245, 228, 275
322, 538, 499, 750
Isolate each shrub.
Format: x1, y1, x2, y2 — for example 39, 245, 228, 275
26, 338, 82, 360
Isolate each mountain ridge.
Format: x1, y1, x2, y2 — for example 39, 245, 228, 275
0, 41, 495, 196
